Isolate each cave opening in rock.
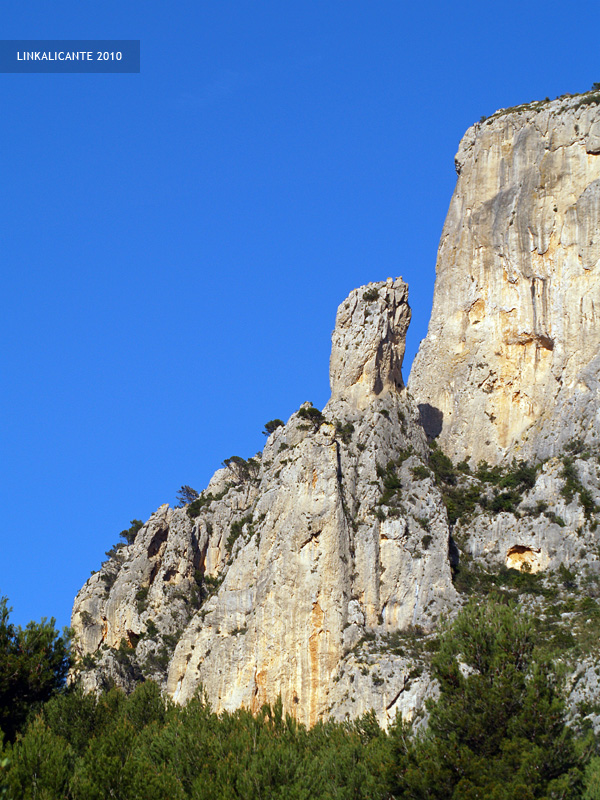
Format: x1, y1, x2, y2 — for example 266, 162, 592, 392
505, 545, 543, 573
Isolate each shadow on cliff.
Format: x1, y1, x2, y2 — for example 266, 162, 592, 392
417, 403, 443, 439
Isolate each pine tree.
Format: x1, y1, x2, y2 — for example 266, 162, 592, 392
0, 598, 71, 741
175, 486, 200, 507
4, 715, 72, 799
389, 598, 584, 799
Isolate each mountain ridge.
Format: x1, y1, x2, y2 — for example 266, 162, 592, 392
71, 94, 600, 731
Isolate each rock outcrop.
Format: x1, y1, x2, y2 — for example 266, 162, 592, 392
71, 278, 456, 728
409, 93, 600, 465
72, 91, 600, 733
452, 455, 600, 577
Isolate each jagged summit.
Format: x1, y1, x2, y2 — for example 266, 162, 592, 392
329, 277, 410, 409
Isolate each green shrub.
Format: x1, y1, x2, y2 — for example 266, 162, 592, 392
443, 484, 483, 525
135, 587, 149, 615
297, 404, 325, 429
490, 490, 520, 514
561, 456, 579, 503
104, 543, 125, 560
227, 515, 252, 552
379, 462, 402, 506
579, 596, 600, 616
575, 91, 600, 109
80, 652, 97, 669
428, 442, 456, 486
498, 459, 536, 491
561, 456, 598, 518
223, 456, 260, 482
545, 510, 565, 527
580, 486, 596, 518
187, 485, 231, 518
451, 553, 551, 598
263, 419, 284, 436
119, 520, 143, 545
363, 288, 379, 302
175, 486, 199, 507
335, 420, 354, 444
186, 497, 206, 518
101, 569, 119, 592
558, 563, 576, 589
475, 460, 503, 484
203, 574, 222, 593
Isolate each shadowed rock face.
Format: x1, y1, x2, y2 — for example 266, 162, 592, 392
71, 278, 456, 728
409, 96, 600, 465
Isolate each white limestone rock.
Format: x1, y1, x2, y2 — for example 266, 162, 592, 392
454, 457, 600, 577
71, 278, 457, 728
409, 95, 600, 466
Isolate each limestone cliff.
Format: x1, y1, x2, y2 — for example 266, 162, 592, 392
71, 278, 456, 728
409, 91, 600, 465
72, 90, 600, 731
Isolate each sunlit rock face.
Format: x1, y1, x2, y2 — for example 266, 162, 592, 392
329, 278, 410, 408
409, 96, 600, 466
505, 545, 544, 573
72, 278, 456, 728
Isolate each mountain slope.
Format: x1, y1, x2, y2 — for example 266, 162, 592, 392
72, 278, 456, 727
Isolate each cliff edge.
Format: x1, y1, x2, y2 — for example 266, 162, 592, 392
409, 92, 600, 465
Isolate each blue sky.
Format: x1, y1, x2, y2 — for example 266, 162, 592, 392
1, 0, 599, 630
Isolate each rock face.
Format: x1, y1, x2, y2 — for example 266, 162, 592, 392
329, 279, 410, 407
71, 278, 456, 728
409, 94, 600, 465
72, 93, 600, 732
452, 456, 600, 577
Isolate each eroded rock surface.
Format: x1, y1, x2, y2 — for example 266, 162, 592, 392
71, 278, 456, 727
409, 95, 600, 465
72, 94, 600, 732
452, 456, 600, 577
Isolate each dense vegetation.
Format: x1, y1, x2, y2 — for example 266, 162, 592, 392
0, 599, 70, 743
2, 596, 599, 799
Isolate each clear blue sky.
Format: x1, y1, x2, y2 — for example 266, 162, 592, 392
1, 0, 598, 630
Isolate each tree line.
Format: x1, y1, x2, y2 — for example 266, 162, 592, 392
1, 595, 599, 799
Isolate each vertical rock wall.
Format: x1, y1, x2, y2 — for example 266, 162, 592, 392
409, 95, 600, 465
